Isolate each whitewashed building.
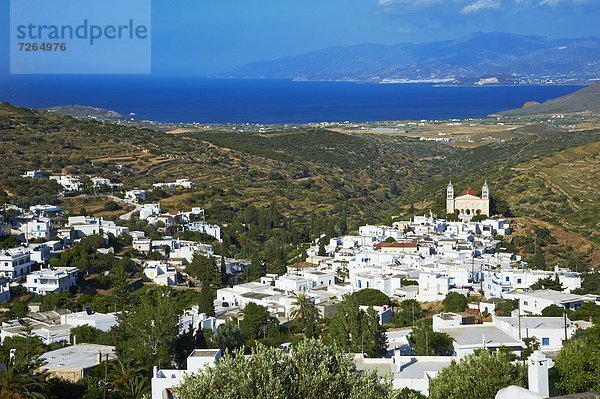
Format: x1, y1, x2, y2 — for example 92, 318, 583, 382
140, 204, 162, 220
50, 175, 83, 191
125, 189, 146, 203
517, 290, 585, 315
0, 247, 35, 281
0, 279, 10, 304
24, 267, 78, 295
67, 216, 129, 238
144, 261, 178, 286
152, 349, 222, 399
20, 218, 51, 240
61, 311, 118, 332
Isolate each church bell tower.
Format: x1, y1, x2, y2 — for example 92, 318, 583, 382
446, 181, 455, 214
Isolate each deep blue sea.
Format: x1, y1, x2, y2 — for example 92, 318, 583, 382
0, 76, 582, 124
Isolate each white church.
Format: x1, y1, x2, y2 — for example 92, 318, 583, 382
446, 181, 490, 219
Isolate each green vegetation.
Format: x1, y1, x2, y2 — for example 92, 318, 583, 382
530, 275, 564, 291
553, 324, 600, 395
408, 320, 454, 356
1, 102, 599, 273
428, 350, 527, 399
393, 299, 423, 327
442, 292, 468, 313
290, 293, 319, 338
327, 295, 387, 357
208, 322, 245, 352
176, 339, 399, 399
350, 288, 391, 307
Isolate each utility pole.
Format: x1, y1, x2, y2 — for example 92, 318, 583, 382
563, 309, 568, 342
103, 353, 108, 399
518, 300, 522, 339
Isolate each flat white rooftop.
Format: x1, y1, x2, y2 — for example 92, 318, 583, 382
497, 316, 571, 329
396, 357, 454, 379
40, 344, 116, 369
439, 324, 524, 347
521, 290, 583, 303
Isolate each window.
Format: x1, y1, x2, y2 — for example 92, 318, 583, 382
524, 301, 528, 306
542, 338, 550, 346
505, 276, 510, 282
517, 278, 522, 284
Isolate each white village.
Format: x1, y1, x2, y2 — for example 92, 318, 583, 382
0, 175, 597, 399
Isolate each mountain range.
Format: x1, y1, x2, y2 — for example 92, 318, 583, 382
223, 32, 600, 85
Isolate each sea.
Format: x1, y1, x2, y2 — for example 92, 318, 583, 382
0, 76, 583, 124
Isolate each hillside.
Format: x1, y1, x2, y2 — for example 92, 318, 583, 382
223, 32, 600, 84
498, 83, 600, 116
0, 102, 454, 225
1, 102, 599, 269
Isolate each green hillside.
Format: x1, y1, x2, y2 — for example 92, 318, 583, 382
1, 102, 599, 269
498, 83, 600, 116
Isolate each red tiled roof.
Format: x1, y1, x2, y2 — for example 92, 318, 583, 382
460, 189, 479, 197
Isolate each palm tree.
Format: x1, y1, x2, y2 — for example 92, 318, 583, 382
0, 364, 47, 399
290, 293, 319, 337
109, 359, 149, 399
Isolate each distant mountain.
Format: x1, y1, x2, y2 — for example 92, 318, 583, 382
223, 32, 600, 85
498, 83, 600, 116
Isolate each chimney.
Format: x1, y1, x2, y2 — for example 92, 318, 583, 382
97, 351, 103, 365
528, 351, 553, 398
73, 335, 77, 346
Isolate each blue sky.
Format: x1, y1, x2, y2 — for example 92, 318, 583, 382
0, 0, 599, 76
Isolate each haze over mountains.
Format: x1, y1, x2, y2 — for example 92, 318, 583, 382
223, 32, 600, 85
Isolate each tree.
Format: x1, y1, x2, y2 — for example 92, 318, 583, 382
408, 320, 454, 356
494, 299, 518, 316
394, 299, 423, 327
351, 289, 391, 307
553, 324, 600, 395
541, 304, 564, 317
187, 255, 220, 286
572, 272, 600, 295
290, 293, 319, 337
209, 322, 245, 352
175, 339, 400, 399
568, 302, 600, 322
109, 358, 149, 399
0, 328, 47, 365
396, 388, 426, 399
328, 294, 387, 357
198, 286, 216, 317
428, 350, 527, 399
239, 303, 277, 341
442, 292, 467, 313
70, 325, 108, 345
110, 264, 130, 310
103, 201, 121, 212
113, 289, 180, 370
522, 337, 540, 360
0, 363, 48, 399
530, 275, 563, 291
532, 251, 546, 270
